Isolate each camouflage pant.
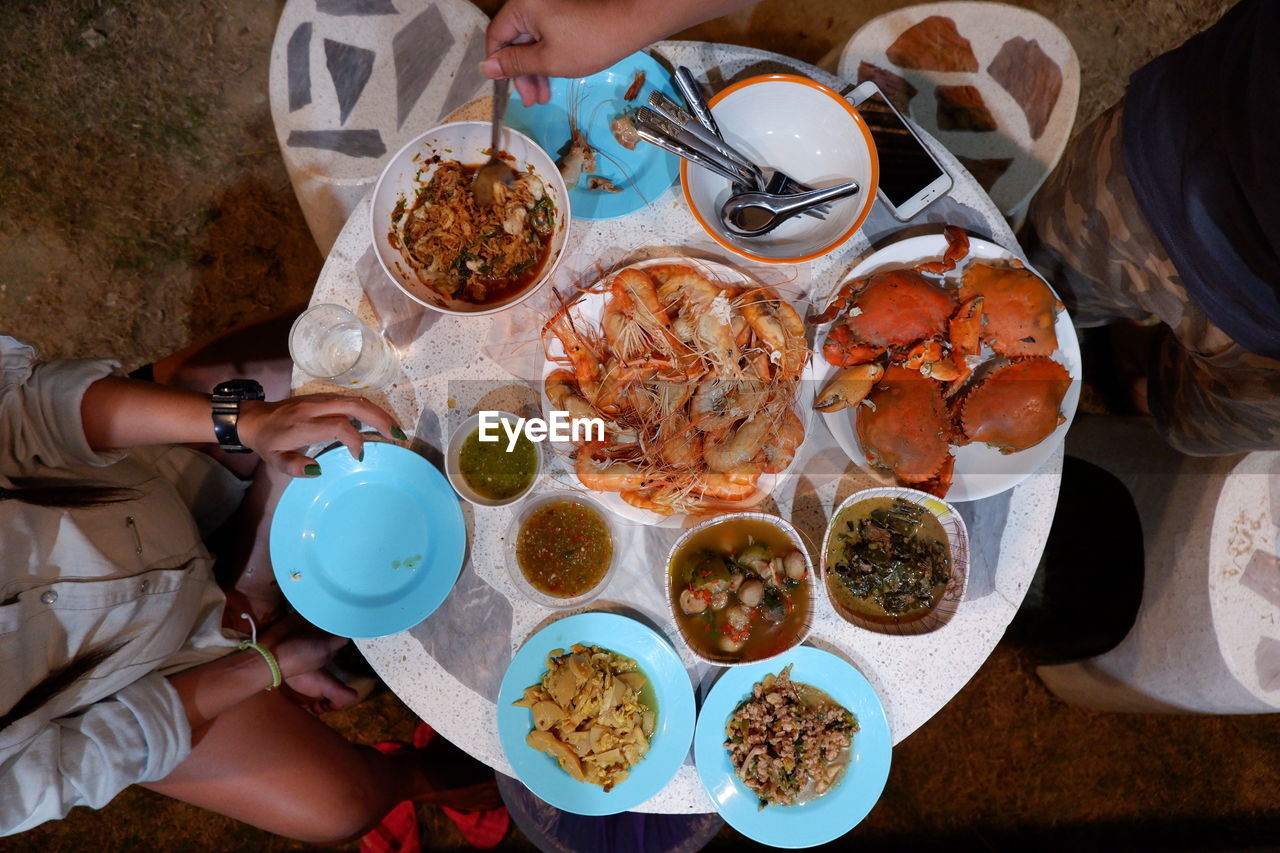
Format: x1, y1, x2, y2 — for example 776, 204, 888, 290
1024, 103, 1280, 456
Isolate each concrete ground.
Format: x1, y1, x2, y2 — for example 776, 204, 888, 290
3, 1, 1276, 851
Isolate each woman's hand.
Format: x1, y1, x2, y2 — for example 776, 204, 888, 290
236, 394, 399, 477
81, 378, 402, 477
485, 0, 630, 105
261, 617, 360, 712
483, 0, 755, 106
261, 617, 349, 682
170, 616, 352, 730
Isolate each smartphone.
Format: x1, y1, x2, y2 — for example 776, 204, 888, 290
848, 80, 952, 220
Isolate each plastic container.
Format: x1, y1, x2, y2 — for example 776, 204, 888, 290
665, 511, 814, 666
504, 491, 621, 609
819, 486, 969, 636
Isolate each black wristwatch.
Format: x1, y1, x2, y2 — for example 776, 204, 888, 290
210, 379, 265, 453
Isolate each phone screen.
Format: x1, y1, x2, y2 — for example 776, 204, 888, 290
856, 92, 946, 209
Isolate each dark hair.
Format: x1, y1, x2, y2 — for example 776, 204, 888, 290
0, 481, 139, 509
0, 643, 126, 731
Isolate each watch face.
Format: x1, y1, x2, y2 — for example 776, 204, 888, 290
214, 379, 265, 401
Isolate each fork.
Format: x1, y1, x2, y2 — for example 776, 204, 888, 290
670, 68, 830, 220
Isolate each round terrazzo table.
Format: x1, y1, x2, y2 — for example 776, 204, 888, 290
291, 42, 1064, 814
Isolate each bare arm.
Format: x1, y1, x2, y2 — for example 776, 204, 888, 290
484, 0, 759, 105
79, 377, 400, 477
168, 620, 350, 732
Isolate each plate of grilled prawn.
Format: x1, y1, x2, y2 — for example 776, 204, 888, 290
540, 258, 815, 525
810, 227, 1081, 502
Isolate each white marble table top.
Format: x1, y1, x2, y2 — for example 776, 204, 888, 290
291, 41, 1063, 814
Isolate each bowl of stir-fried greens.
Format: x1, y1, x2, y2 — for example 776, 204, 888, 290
371, 121, 571, 316
819, 486, 969, 635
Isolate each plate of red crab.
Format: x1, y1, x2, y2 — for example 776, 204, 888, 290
539, 257, 817, 526
809, 227, 1080, 502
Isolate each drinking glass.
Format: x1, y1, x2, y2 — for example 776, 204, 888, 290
288, 304, 397, 389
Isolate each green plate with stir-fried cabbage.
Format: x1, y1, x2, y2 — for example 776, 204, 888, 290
505, 50, 680, 220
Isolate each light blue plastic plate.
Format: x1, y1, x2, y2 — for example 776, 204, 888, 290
693, 646, 892, 848
497, 612, 696, 815
505, 51, 680, 220
269, 442, 466, 639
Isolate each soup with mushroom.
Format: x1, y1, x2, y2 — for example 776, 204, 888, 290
669, 518, 810, 663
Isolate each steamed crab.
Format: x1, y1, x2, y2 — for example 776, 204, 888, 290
954, 357, 1072, 453
812, 226, 980, 394
855, 366, 956, 497
811, 226, 1071, 497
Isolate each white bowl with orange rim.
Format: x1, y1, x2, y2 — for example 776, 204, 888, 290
681, 74, 879, 265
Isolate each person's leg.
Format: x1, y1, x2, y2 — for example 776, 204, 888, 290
209, 460, 290, 625
141, 689, 499, 844
1027, 102, 1280, 454
154, 306, 303, 398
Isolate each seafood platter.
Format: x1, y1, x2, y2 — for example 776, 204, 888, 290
480, 228, 1072, 839
337, 52, 1079, 846
811, 226, 1080, 501
539, 257, 818, 526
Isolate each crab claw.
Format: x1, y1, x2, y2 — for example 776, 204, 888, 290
921, 357, 964, 382
917, 226, 971, 274
904, 340, 945, 371
942, 356, 973, 397
814, 363, 885, 412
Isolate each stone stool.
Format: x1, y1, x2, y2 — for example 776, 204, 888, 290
268, 0, 490, 253
1037, 416, 1280, 714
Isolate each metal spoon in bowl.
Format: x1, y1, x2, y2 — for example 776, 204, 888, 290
720, 181, 861, 238
473, 77, 515, 208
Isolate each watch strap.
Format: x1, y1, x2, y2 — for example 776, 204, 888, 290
211, 380, 264, 454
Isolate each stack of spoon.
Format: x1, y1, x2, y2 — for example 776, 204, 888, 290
633, 67, 860, 238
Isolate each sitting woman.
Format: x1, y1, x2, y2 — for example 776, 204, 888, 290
0, 320, 493, 841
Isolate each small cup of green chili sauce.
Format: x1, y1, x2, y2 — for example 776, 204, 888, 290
446, 412, 542, 507
505, 492, 619, 608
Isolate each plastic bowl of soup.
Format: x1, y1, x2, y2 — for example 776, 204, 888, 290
445, 412, 542, 507
666, 512, 814, 665
505, 491, 620, 609
819, 487, 968, 636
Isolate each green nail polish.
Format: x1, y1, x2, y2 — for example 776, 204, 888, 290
304, 463, 322, 477
357, 448, 365, 462
391, 426, 407, 440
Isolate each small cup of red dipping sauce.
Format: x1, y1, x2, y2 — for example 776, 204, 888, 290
504, 491, 622, 609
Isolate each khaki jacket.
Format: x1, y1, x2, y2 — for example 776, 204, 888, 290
0, 337, 243, 834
